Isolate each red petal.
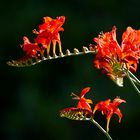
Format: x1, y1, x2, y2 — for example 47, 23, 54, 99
80, 87, 91, 98
112, 97, 126, 107
114, 108, 123, 123
77, 98, 92, 111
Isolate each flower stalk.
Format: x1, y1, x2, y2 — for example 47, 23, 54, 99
128, 70, 140, 86
126, 71, 140, 95
90, 118, 112, 140
7, 47, 96, 67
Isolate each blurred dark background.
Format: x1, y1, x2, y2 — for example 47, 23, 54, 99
1, 0, 140, 139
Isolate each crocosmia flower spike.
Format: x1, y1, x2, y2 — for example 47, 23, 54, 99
92, 26, 140, 87
93, 97, 126, 132
7, 16, 65, 67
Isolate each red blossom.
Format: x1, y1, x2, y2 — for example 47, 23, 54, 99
59, 87, 93, 120
22, 36, 42, 57
71, 87, 93, 111
93, 26, 140, 86
121, 26, 140, 72
21, 16, 65, 59
94, 26, 121, 58
93, 97, 126, 132
34, 16, 65, 49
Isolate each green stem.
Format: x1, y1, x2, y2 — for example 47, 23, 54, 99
130, 77, 140, 86
126, 72, 140, 95
7, 47, 96, 67
90, 118, 112, 140
128, 70, 140, 86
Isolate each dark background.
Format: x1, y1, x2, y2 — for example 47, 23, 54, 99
1, 0, 140, 139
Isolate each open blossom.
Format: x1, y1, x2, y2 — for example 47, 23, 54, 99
71, 87, 93, 111
20, 16, 65, 59
34, 16, 65, 55
93, 26, 140, 86
121, 27, 140, 71
60, 87, 93, 120
93, 97, 126, 132
60, 87, 126, 133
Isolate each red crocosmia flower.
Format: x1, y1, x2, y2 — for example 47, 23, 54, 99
22, 36, 42, 57
34, 16, 65, 55
121, 27, 140, 72
93, 26, 140, 87
60, 87, 93, 121
93, 97, 126, 132
71, 87, 93, 111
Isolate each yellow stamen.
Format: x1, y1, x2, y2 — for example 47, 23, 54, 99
106, 117, 111, 133
71, 92, 80, 100
52, 40, 57, 57
47, 42, 51, 58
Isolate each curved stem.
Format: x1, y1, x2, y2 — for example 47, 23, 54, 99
7, 47, 97, 67
130, 77, 140, 86
126, 72, 140, 95
128, 70, 140, 86
90, 118, 112, 140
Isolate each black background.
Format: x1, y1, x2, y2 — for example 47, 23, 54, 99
1, 0, 140, 139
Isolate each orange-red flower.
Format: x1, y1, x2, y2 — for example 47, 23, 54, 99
34, 16, 65, 55
60, 87, 93, 120
93, 26, 140, 86
121, 27, 140, 71
71, 87, 93, 111
22, 36, 42, 57
21, 16, 65, 59
93, 97, 126, 132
